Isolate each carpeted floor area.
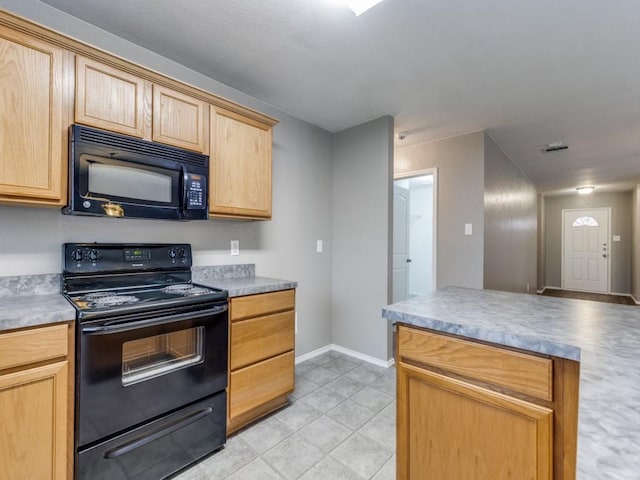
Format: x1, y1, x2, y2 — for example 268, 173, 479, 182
540, 289, 637, 305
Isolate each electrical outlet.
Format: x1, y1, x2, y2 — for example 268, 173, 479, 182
526, 283, 530, 292
464, 223, 473, 236
316, 240, 323, 253
230, 240, 239, 256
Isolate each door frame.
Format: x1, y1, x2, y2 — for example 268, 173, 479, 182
393, 168, 438, 293
560, 207, 611, 293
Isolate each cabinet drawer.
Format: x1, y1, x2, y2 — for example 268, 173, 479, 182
229, 351, 294, 420
0, 324, 68, 371
398, 326, 552, 401
230, 311, 294, 370
230, 289, 295, 321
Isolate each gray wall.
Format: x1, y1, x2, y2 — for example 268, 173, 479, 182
395, 132, 485, 289
483, 133, 537, 293
543, 192, 633, 294
0, 0, 334, 357
632, 186, 640, 301
537, 194, 546, 292
332, 116, 394, 362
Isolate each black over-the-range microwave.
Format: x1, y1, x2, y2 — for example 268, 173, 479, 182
63, 124, 209, 221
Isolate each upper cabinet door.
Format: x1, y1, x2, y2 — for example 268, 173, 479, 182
210, 106, 272, 219
75, 56, 151, 138
0, 26, 69, 206
152, 85, 208, 153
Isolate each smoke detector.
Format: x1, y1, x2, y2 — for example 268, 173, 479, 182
542, 141, 568, 153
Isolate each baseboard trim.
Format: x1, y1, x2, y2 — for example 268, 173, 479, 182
295, 344, 394, 369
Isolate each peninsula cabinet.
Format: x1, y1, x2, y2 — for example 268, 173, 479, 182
0, 26, 71, 207
75, 56, 209, 153
227, 289, 295, 433
396, 325, 579, 480
209, 105, 273, 219
0, 322, 74, 480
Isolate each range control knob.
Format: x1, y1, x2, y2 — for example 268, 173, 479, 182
88, 249, 99, 262
168, 248, 177, 259
71, 249, 83, 262
179, 248, 188, 259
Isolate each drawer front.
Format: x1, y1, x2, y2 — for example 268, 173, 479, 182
231, 311, 294, 370
229, 351, 294, 420
398, 326, 552, 401
0, 324, 68, 371
230, 289, 295, 321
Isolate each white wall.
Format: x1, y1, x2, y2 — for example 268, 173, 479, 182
409, 184, 433, 296
332, 116, 394, 362
0, 0, 334, 357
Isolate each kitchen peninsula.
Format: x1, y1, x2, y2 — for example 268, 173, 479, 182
383, 287, 640, 480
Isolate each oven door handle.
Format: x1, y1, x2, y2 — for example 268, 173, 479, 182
103, 406, 214, 459
81, 304, 228, 335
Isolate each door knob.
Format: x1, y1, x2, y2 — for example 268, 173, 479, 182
406, 259, 412, 263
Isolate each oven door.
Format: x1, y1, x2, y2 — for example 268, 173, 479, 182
77, 301, 228, 447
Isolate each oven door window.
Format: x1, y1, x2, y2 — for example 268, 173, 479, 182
122, 327, 204, 386
82, 155, 180, 206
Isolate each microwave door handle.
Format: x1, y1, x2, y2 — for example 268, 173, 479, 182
81, 304, 228, 335
181, 166, 189, 210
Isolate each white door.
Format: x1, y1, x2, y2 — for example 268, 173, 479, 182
393, 185, 410, 303
562, 208, 610, 293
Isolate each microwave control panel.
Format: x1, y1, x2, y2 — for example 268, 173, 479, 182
185, 174, 206, 209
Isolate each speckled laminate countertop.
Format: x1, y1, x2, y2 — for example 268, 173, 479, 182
382, 286, 640, 480
0, 265, 297, 332
196, 276, 297, 297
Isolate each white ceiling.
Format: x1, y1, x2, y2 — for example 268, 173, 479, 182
38, 0, 640, 194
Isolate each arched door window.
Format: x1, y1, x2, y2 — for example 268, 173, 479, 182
572, 216, 599, 227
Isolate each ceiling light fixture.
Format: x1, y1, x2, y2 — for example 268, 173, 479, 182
576, 186, 595, 195
343, 0, 386, 15
543, 141, 568, 153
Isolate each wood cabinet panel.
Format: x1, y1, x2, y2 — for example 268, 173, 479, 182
398, 361, 552, 480
75, 56, 151, 138
229, 351, 294, 421
399, 326, 553, 401
0, 324, 67, 371
152, 85, 208, 153
0, 26, 68, 205
230, 311, 294, 370
0, 361, 68, 480
230, 289, 295, 321
210, 106, 272, 219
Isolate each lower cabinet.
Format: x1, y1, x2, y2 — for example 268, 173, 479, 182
227, 290, 295, 434
0, 322, 73, 480
396, 325, 579, 480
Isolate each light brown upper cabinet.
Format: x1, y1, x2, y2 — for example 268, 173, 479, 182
210, 106, 273, 219
0, 25, 71, 206
76, 57, 208, 153
152, 85, 209, 153
75, 56, 151, 138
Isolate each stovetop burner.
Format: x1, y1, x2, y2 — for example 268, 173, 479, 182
162, 284, 211, 296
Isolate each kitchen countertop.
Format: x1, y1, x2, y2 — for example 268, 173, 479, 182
0, 293, 76, 331
0, 265, 297, 332
196, 275, 297, 298
382, 286, 640, 480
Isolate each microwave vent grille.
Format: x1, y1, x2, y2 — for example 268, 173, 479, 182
73, 125, 208, 167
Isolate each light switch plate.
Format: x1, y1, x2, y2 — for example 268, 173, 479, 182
613, 235, 621, 242
465, 223, 473, 236
230, 240, 239, 255
316, 240, 323, 253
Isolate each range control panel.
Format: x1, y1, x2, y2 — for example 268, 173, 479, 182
63, 243, 192, 274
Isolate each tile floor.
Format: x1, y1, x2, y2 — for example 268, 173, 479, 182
173, 351, 396, 480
